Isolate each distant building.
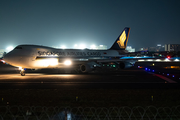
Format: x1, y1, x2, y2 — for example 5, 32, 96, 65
126, 46, 135, 52
139, 47, 148, 51
156, 44, 165, 51
165, 44, 180, 52
148, 47, 156, 52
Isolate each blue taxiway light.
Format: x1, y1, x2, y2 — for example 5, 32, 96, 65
172, 75, 175, 77
152, 70, 154, 72
167, 74, 169, 76
148, 69, 150, 71
145, 68, 147, 70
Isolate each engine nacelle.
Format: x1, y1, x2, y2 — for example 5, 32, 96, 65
119, 62, 133, 69
80, 64, 93, 73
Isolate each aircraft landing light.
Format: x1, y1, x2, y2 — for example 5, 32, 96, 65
18, 67, 23, 70
64, 60, 72, 65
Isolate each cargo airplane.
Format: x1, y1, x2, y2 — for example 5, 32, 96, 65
4, 27, 135, 76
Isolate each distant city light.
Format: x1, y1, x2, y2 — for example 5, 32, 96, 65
6, 46, 14, 52
100, 45, 103, 47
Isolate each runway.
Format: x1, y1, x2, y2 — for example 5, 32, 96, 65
0, 65, 180, 107
0, 68, 179, 89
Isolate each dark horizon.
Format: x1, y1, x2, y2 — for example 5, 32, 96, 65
0, 0, 180, 50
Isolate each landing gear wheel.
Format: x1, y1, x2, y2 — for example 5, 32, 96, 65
20, 71, 25, 76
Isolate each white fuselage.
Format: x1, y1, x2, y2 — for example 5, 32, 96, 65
4, 45, 125, 69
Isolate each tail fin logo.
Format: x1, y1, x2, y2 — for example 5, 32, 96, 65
117, 30, 126, 49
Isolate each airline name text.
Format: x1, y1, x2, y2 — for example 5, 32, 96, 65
38, 51, 101, 56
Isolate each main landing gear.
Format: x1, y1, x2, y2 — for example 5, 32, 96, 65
20, 68, 25, 76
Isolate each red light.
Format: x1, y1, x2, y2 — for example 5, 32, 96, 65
167, 56, 170, 59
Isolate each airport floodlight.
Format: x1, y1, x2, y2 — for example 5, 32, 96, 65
6, 46, 14, 52
61, 45, 66, 49
79, 44, 86, 49
74, 44, 78, 48
90, 45, 96, 49
100, 45, 103, 47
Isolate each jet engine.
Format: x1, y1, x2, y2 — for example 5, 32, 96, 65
80, 64, 93, 73
119, 62, 133, 69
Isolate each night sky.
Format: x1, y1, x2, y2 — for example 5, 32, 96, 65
0, 0, 180, 50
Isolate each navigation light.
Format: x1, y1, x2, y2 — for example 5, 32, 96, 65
167, 56, 171, 59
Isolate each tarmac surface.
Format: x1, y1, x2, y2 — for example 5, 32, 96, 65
0, 64, 179, 89
0, 63, 180, 107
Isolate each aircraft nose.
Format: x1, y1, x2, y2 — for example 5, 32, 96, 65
3, 53, 12, 64
3, 54, 8, 62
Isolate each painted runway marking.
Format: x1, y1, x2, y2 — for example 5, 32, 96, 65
148, 72, 177, 83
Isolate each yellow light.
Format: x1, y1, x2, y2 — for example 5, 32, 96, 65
64, 60, 72, 65
35, 58, 58, 67
19, 67, 22, 70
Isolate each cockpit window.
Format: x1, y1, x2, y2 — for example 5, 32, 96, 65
15, 46, 22, 49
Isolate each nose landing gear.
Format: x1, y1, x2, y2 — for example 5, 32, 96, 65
20, 68, 25, 76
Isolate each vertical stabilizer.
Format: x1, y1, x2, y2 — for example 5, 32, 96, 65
110, 27, 130, 50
